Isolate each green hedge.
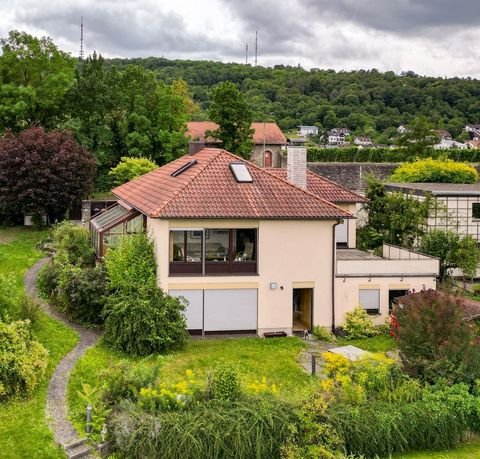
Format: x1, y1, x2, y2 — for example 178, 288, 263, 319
307, 146, 480, 163
109, 399, 295, 459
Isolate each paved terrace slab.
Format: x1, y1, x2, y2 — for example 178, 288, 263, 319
336, 249, 383, 261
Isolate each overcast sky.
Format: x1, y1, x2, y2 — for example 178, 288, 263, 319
1, 0, 479, 78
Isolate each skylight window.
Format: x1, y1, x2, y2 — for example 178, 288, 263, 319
171, 159, 197, 177
230, 162, 253, 183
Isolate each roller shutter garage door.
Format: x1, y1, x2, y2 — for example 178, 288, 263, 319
204, 289, 257, 332
169, 289, 203, 332
169, 288, 258, 333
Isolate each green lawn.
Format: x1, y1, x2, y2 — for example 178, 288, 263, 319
395, 436, 480, 458
0, 227, 78, 459
68, 337, 311, 432
337, 334, 397, 353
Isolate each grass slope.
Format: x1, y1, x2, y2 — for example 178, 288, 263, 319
0, 228, 78, 459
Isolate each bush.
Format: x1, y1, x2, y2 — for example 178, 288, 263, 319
57, 264, 108, 324
0, 320, 48, 399
312, 325, 336, 342
208, 362, 241, 402
390, 158, 479, 184
37, 261, 60, 299
105, 232, 157, 294
109, 398, 296, 459
108, 156, 158, 186
342, 307, 378, 339
18, 294, 40, 324
103, 285, 188, 356
51, 221, 95, 267
104, 233, 188, 355
391, 290, 480, 384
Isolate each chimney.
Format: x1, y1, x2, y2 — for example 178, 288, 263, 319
287, 146, 307, 189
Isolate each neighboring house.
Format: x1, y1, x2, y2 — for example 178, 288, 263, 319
331, 127, 350, 135
433, 139, 467, 150
397, 124, 409, 134
186, 121, 287, 168
437, 129, 452, 141
466, 123, 480, 140
297, 125, 319, 137
354, 136, 373, 146
327, 131, 349, 146
90, 147, 439, 335
385, 182, 480, 242
265, 168, 367, 248
466, 140, 480, 149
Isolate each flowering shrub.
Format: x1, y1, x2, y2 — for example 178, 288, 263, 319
342, 306, 379, 339
390, 158, 479, 184
137, 369, 202, 412
246, 377, 279, 395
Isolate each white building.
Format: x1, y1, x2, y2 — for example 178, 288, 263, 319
297, 125, 319, 137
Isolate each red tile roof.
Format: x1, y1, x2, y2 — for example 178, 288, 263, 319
265, 168, 367, 203
186, 122, 287, 145
113, 148, 353, 220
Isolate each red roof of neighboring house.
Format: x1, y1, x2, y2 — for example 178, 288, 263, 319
186, 121, 219, 143
113, 148, 353, 220
251, 123, 287, 144
186, 121, 287, 145
265, 168, 367, 203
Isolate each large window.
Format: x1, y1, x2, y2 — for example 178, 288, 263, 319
169, 228, 257, 275
169, 230, 202, 274
359, 289, 380, 315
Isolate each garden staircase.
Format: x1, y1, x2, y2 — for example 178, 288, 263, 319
64, 438, 93, 459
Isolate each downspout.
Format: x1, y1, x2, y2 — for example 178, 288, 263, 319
332, 219, 341, 333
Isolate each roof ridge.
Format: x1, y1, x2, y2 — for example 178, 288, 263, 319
240, 156, 354, 217
151, 150, 222, 217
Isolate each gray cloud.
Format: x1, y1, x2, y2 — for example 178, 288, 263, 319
300, 0, 479, 34
11, 0, 238, 58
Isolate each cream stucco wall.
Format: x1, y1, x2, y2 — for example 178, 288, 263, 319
334, 276, 437, 326
337, 203, 358, 248
147, 217, 337, 335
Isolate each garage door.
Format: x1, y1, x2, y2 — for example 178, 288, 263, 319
204, 289, 257, 332
169, 288, 258, 333
169, 289, 203, 332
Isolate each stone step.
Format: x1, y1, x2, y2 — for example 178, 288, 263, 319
65, 442, 92, 459
64, 438, 86, 450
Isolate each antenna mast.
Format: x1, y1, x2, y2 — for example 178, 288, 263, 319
254, 31, 258, 66
245, 43, 248, 65
79, 16, 84, 60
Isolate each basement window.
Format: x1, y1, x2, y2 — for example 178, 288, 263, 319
230, 162, 253, 183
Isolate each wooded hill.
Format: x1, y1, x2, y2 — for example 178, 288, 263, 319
107, 57, 480, 142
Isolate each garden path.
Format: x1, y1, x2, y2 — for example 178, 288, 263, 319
25, 258, 101, 459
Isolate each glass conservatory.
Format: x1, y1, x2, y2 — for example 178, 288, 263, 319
90, 203, 145, 257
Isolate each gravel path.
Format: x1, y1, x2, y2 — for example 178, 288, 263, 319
25, 258, 101, 458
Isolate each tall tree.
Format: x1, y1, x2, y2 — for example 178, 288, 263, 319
0, 30, 75, 131
358, 177, 430, 250
207, 81, 254, 158
0, 127, 96, 223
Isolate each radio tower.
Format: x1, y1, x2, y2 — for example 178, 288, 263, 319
79, 16, 84, 60
245, 43, 248, 65
254, 31, 258, 66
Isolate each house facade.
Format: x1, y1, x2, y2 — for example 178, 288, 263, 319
385, 182, 480, 242
354, 136, 373, 147
186, 121, 287, 168
90, 148, 439, 336
297, 125, 319, 137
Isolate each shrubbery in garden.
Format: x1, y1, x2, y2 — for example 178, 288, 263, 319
391, 290, 480, 385
0, 320, 48, 400
342, 306, 379, 339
